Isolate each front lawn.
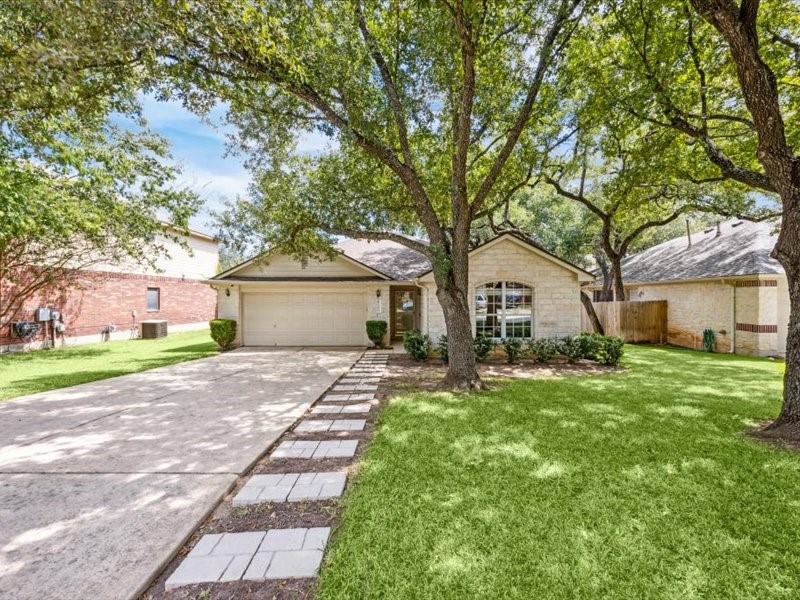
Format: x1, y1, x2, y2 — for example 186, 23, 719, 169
319, 346, 799, 599
0, 329, 218, 401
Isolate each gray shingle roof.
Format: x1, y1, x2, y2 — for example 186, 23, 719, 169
336, 238, 432, 280
619, 219, 783, 284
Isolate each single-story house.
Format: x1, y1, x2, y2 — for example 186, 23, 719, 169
586, 220, 788, 356
209, 232, 594, 347
1, 226, 219, 353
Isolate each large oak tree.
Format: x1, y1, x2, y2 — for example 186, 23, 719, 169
572, 0, 799, 435
158, 0, 586, 389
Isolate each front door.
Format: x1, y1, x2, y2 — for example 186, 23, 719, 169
391, 288, 420, 340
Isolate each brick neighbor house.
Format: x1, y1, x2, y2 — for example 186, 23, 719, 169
1, 227, 219, 353
585, 219, 788, 357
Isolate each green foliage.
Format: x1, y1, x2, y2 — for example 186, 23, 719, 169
528, 338, 558, 363
437, 335, 448, 364
366, 320, 388, 348
0, 1, 199, 324
209, 319, 237, 350
403, 330, 430, 362
473, 335, 496, 362
702, 328, 716, 353
502, 338, 524, 364
564, 333, 625, 366
558, 336, 585, 363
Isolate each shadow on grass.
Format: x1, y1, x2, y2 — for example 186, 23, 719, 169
1, 346, 112, 362
159, 342, 217, 354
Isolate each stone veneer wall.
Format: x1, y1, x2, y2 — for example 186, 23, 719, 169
625, 276, 786, 356
423, 237, 582, 341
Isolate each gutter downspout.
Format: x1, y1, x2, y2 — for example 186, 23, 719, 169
730, 281, 736, 354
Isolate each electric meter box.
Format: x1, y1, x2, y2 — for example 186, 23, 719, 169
35, 308, 51, 322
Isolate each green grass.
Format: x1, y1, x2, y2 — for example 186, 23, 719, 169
0, 330, 218, 400
318, 346, 800, 599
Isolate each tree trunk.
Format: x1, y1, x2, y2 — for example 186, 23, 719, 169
764, 196, 800, 436
432, 239, 484, 391
580, 291, 605, 335
611, 258, 626, 301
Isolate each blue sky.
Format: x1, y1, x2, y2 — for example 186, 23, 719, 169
136, 94, 331, 233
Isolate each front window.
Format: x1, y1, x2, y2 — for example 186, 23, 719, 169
474, 281, 532, 339
146, 287, 160, 312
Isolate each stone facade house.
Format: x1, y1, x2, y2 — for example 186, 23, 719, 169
1, 227, 219, 353
210, 233, 593, 347
587, 220, 787, 356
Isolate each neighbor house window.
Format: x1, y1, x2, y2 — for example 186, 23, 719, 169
146, 287, 160, 312
474, 281, 533, 339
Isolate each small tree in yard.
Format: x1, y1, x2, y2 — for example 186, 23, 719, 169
575, 0, 799, 436
157, 0, 587, 390
0, 1, 199, 328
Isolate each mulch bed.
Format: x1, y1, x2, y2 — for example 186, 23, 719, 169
383, 353, 622, 392
139, 357, 391, 600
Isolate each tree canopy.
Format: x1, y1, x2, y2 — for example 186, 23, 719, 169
0, 1, 200, 324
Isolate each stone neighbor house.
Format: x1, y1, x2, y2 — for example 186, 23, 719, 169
1, 227, 219, 353
587, 220, 788, 356
209, 233, 594, 347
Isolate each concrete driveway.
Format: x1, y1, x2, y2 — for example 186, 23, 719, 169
0, 347, 361, 600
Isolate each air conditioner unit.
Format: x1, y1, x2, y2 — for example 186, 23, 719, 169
140, 320, 168, 339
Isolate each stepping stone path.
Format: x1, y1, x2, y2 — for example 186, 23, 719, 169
294, 418, 366, 432
324, 392, 375, 402
165, 353, 389, 591
232, 472, 346, 506
311, 402, 371, 415
271, 439, 358, 459
165, 528, 330, 589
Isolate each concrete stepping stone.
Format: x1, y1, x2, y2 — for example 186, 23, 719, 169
323, 392, 375, 402
271, 439, 358, 459
295, 419, 366, 433
311, 403, 371, 415
232, 472, 346, 506
333, 384, 378, 392
341, 377, 381, 384
165, 528, 331, 589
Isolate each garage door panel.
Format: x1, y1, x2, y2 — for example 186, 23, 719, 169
243, 291, 366, 346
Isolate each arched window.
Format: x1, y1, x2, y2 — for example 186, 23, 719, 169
474, 281, 533, 339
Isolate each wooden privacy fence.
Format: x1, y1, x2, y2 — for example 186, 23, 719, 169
581, 300, 667, 343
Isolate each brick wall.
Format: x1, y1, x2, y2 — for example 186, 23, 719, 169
1, 269, 216, 350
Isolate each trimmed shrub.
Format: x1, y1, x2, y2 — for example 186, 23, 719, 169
528, 337, 557, 363
473, 334, 496, 362
403, 329, 431, 362
575, 332, 602, 360
502, 337, 523, 364
209, 319, 237, 350
559, 336, 584, 363
366, 320, 388, 348
702, 328, 716, 353
596, 335, 624, 365
437, 334, 449, 364
563, 332, 625, 365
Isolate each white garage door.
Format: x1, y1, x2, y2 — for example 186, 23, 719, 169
242, 291, 367, 346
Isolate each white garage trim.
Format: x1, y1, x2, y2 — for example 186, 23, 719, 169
241, 288, 368, 346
